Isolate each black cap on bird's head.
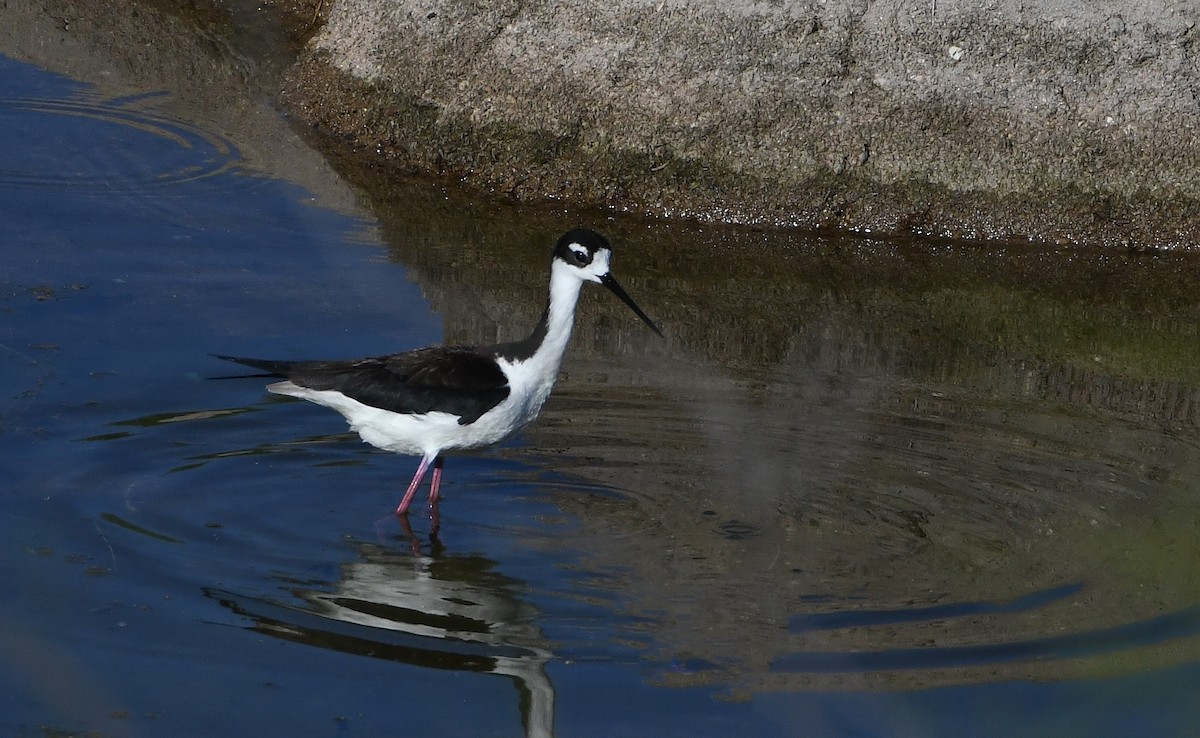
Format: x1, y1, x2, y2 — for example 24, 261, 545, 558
553, 228, 610, 267
553, 229, 664, 338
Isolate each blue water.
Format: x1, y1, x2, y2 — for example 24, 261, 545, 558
4, 51, 1200, 737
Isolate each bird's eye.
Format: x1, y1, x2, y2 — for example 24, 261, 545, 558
569, 246, 589, 264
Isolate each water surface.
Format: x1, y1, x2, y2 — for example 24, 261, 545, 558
4, 22, 1200, 738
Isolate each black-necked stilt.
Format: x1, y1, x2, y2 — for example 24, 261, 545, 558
217, 228, 662, 518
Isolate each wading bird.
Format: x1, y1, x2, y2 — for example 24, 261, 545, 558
217, 228, 662, 518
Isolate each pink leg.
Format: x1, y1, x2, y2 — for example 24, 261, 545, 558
428, 456, 445, 506
394, 454, 433, 516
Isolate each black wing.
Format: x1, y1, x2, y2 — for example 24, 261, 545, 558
215, 348, 510, 425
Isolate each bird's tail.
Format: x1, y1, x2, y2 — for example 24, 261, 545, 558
209, 354, 290, 379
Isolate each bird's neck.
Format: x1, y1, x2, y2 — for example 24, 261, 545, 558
527, 260, 584, 365
492, 260, 585, 371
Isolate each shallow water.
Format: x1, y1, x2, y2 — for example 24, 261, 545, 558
4, 27, 1200, 738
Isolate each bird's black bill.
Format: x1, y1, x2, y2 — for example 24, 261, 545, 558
600, 274, 664, 338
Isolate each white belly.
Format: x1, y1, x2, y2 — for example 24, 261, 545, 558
267, 381, 541, 456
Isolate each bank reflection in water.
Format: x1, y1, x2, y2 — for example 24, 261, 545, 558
207, 543, 554, 738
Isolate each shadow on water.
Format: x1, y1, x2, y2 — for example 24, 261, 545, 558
6, 1, 1200, 736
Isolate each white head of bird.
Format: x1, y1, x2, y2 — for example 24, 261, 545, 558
547, 228, 662, 340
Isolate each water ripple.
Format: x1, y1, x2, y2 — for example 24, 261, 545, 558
775, 602, 1200, 674
788, 582, 1085, 633
0, 94, 242, 192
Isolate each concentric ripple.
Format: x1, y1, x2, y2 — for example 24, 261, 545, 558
0, 93, 241, 192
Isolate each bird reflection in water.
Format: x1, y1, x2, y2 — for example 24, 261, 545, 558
207, 541, 555, 737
